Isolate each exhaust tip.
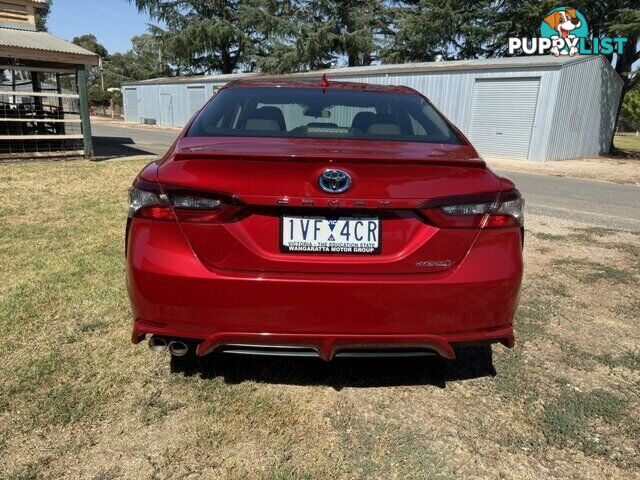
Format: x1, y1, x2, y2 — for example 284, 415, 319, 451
148, 336, 168, 353
168, 340, 189, 357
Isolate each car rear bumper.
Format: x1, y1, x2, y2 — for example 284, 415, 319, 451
132, 326, 515, 360
127, 219, 522, 360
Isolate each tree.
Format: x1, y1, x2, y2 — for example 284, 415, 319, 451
597, 3, 640, 150
73, 33, 120, 94
129, 0, 389, 74
382, 0, 494, 62
309, 0, 391, 67
253, 0, 339, 73
240, 0, 300, 73
620, 85, 640, 134
130, 34, 172, 79
70, 32, 172, 107
72, 34, 109, 59
72, 34, 109, 99
108, 34, 171, 81
35, 0, 52, 31
88, 86, 112, 108
128, 0, 258, 74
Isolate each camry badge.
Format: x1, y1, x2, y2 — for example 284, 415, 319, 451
318, 169, 351, 194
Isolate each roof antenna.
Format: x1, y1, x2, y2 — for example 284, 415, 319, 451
321, 73, 329, 92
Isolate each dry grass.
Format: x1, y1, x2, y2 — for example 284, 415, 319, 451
614, 133, 640, 156
0, 159, 639, 479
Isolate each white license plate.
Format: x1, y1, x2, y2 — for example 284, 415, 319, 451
281, 216, 381, 254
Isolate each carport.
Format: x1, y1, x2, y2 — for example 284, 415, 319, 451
0, 0, 99, 158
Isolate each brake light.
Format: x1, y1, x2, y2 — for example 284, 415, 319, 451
420, 190, 524, 228
128, 186, 175, 220
167, 193, 243, 223
128, 179, 244, 223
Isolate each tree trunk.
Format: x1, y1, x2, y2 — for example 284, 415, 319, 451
608, 78, 629, 154
348, 51, 373, 67
607, 33, 638, 154
220, 44, 235, 74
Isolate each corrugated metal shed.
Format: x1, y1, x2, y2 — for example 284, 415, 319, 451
122, 55, 622, 162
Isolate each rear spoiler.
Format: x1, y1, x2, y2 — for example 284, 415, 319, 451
172, 149, 486, 168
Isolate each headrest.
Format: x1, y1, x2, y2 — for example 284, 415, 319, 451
351, 112, 377, 132
244, 106, 286, 131
245, 118, 282, 131
367, 123, 402, 136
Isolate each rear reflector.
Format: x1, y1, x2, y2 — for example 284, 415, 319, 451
420, 190, 524, 228
136, 205, 176, 220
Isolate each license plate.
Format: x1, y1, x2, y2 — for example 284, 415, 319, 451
281, 216, 381, 254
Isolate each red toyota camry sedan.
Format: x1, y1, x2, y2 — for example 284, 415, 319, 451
126, 79, 524, 362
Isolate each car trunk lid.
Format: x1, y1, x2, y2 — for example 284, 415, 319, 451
158, 137, 501, 274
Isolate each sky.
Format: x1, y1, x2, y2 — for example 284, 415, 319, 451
48, 0, 156, 54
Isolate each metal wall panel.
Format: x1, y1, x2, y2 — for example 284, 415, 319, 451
546, 57, 623, 161
187, 85, 207, 119
467, 78, 540, 159
331, 68, 559, 161
159, 91, 173, 126
137, 84, 159, 124
123, 87, 139, 123
124, 82, 221, 126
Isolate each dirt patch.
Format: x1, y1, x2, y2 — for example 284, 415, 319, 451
484, 156, 640, 185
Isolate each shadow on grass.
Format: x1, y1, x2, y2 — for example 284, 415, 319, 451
169, 346, 496, 390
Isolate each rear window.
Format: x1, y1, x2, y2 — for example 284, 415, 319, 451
187, 87, 462, 145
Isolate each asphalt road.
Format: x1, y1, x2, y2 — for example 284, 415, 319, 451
91, 121, 640, 231
93, 121, 177, 157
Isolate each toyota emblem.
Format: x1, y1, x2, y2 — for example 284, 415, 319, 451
318, 169, 351, 193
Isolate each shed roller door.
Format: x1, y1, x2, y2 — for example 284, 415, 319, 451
468, 78, 540, 160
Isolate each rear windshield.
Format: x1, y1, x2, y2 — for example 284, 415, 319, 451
187, 87, 463, 145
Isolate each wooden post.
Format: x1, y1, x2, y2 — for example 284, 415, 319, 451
76, 64, 93, 159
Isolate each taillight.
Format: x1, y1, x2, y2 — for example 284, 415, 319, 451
128, 187, 175, 220
166, 193, 243, 223
128, 179, 243, 223
420, 190, 524, 228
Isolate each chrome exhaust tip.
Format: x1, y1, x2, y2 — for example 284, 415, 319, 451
148, 336, 168, 353
168, 340, 189, 357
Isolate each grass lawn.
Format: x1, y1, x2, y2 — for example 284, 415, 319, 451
0, 159, 639, 479
614, 133, 640, 155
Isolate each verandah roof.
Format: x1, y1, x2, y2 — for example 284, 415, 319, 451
0, 28, 99, 66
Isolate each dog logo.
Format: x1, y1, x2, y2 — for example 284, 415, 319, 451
540, 7, 588, 56
509, 7, 627, 57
